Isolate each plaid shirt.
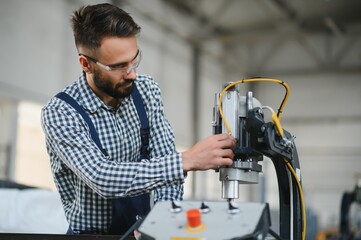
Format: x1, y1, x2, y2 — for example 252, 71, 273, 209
41, 72, 184, 233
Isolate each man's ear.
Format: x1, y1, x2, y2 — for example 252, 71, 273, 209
79, 55, 92, 73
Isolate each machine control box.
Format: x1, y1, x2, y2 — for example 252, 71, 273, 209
138, 200, 271, 240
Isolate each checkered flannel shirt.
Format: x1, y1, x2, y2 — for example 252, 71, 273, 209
41, 72, 184, 233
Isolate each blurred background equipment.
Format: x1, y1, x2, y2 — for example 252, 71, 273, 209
339, 174, 361, 240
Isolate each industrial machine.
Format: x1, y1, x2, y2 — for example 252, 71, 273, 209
136, 78, 306, 240
339, 174, 361, 240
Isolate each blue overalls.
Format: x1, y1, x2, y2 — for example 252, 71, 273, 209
56, 83, 151, 235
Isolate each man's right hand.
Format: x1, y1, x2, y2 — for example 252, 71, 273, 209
181, 133, 235, 172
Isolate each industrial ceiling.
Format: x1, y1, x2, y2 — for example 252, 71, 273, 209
125, 0, 361, 76
162, 0, 361, 42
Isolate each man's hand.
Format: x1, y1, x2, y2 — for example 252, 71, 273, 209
182, 133, 235, 172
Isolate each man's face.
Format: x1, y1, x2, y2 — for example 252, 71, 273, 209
81, 36, 140, 103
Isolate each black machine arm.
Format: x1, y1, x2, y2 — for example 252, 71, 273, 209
245, 106, 303, 240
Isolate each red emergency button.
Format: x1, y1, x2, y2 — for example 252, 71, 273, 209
185, 208, 206, 234
186, 209, 201, 228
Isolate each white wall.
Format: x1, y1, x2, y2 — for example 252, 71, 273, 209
0, 0, 74, 102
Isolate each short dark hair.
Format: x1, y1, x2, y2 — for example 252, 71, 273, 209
71, 3, 141, 52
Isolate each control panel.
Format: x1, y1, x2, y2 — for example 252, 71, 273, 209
138, 200, 271, 240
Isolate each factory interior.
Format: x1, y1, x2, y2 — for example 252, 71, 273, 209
0, 0, 361, 239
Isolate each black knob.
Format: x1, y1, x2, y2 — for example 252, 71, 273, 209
170, 201, 182, 213
228, 199, 239, 214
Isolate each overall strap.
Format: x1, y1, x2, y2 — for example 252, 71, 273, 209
131, 83, 150, 160
55, 92, 108, 156
56, 84, 151, 235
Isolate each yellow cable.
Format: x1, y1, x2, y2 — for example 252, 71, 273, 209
283, 157, 307, 240
272, 112, 284, 137
217, 78, 290, 135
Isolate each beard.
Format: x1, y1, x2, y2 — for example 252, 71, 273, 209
92, 68, 134, 99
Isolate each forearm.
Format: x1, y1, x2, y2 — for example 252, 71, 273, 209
56, 141, 185, 198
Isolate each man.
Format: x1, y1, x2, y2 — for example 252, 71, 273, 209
41, 3, 235, 235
